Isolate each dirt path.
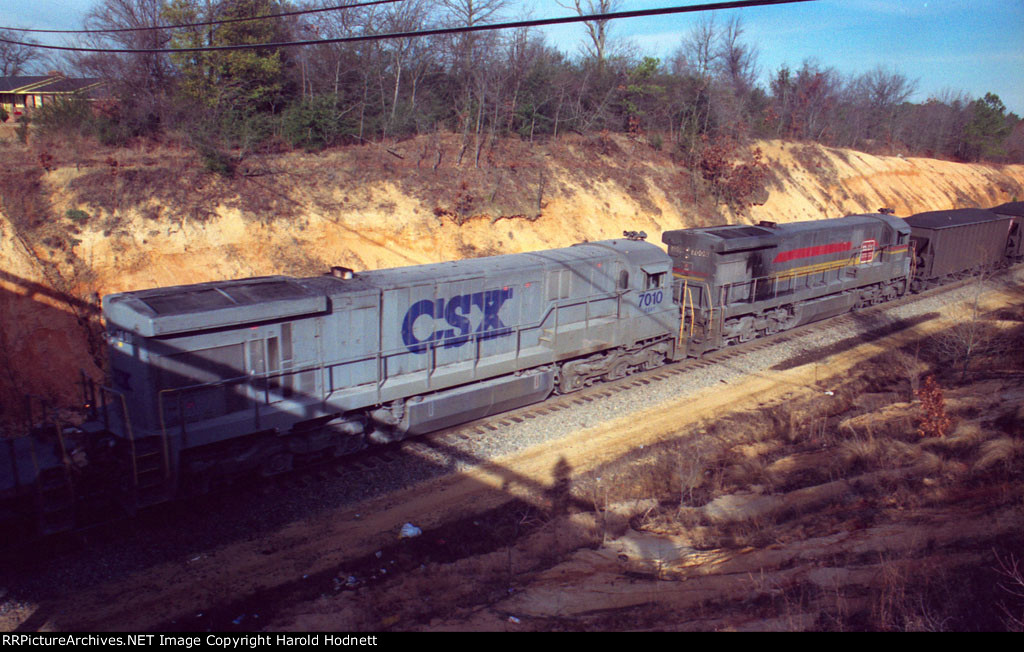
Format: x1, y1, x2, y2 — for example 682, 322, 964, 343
3, 281, 1023, 631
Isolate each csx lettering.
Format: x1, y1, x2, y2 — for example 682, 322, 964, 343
401, 288, 513, 354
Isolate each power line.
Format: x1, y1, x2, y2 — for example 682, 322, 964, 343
0, 0, 404, 35
0, 0, 816, 54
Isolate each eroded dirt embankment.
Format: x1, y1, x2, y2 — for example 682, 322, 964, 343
1, 134, 1023, 418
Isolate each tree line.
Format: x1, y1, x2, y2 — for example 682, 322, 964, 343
5, 0, 1022, 168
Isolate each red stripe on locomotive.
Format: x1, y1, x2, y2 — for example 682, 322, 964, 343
672, 266, 707, 277
773, 241, 852, 264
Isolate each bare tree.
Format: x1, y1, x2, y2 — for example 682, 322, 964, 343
682, 13, 719, 79
438, 0, 510, 164
928, 269, 1008, 381
771, 59, 841, 142
679, 14, 719, 140
995, 551, 1024, 631
0, 30, 40, 76
859, 65, 918, 148
375, 0, 432, 136
73, 0, 175, 132
716, 15, 757, 97
710, 15, 760, 139
557, 0, 621, 66
302, 0, 384, 137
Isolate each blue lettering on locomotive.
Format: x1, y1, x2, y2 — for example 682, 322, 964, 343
637, 290, 664, 313
401, 288, 514, 354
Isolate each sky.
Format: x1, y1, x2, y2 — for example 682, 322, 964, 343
2, 0, 1022, 114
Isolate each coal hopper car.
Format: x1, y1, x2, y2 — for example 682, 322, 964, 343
904, 208, 1019, 289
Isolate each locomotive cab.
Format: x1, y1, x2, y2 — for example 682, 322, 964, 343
664, 224, 781, 301
101, 276, 331, 503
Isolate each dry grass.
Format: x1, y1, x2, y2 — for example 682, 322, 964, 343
974, 437, 1024, 472
563, 329, 1024, 630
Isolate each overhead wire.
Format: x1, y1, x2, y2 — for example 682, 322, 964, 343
0, 0, 405, 35
0, 0, 816, 54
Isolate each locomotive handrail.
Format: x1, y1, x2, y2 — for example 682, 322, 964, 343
80, 370, 99, 421
156, 366, 313, 438
714, 248, 905, 310
678, 277, 689, 349
367, 286, 629, 396
705, 282, 714, 336
23, 395, 68, 468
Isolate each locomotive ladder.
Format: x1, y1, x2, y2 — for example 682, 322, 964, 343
100, 385, 175, 511
127, 437, 175, 509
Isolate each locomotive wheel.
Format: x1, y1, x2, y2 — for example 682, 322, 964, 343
604, 360, 630, 381
762, 309, 785, 336
332, 435, 367, 457
642, 350, 663, 371
558, 362, 586, 393
559, 372, 584, 393
781, 308, 800, 331
738, 323, 756, 342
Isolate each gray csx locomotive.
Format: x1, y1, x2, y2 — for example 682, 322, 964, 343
98, 236, 678, 499
2, 205, 1021, 534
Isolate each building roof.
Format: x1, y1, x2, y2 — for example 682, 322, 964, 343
0, 75, 103, 94
0, 76, 53, 92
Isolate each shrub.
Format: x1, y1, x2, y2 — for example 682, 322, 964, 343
92, 116, 136, 147
218, 109, 275, 152
695, 134, 771, 210
15, 115, 30, 144
197, 144, 236, 177
916, 375, 952, 438
281, 96, 354, 151
33, 95, 93, 136
65, 208, 90, 223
